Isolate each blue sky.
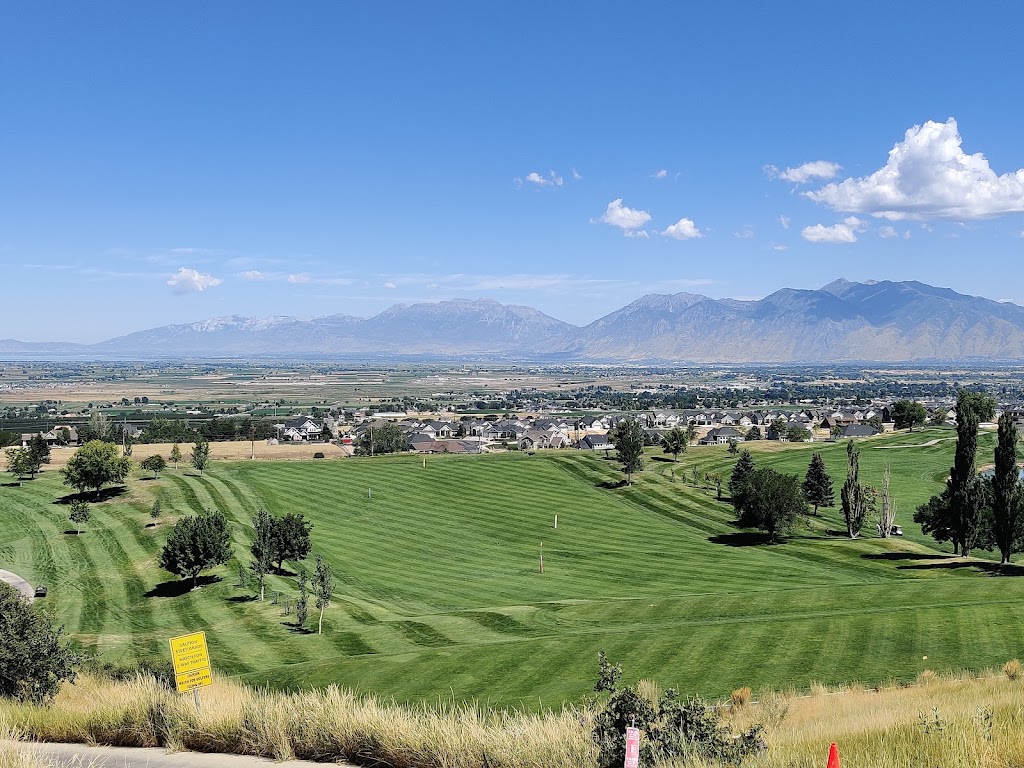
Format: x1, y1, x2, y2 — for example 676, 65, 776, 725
2, 2, 1023, 342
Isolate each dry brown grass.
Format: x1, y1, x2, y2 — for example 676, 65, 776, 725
0, 674, 593, 768
730, 687, 752, 711
1002, 659, 1021, 681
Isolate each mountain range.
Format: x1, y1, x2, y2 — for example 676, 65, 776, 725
4, 279, 1024, 362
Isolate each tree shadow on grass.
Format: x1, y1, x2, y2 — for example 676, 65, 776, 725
54, 487, 127, 505
898, 561, 1024, 577
708, 531, 775, 547
651, 456, 677, 463
227, 594, 257, 603
1, 481, 28, 487
144, 575, 221, 598
597, 479, 627, 489
63, 529, 84, 535
282, 622, 314, 634
861, 552, 954, 562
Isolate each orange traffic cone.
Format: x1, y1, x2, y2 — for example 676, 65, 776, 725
826, 742, 840, 768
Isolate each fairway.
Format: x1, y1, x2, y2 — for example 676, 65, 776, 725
3, 428, 1023, 708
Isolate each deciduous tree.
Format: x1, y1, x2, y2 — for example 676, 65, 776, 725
190, 439, 211, 476
743, 469, 805, 543
660, 427, 688, 462
158, 510, 232, 589
60, 440, 132, 497
270, 512, 313, 573
841, 441, 867, 539
169, 442, 182, 469
312, 554, 333, 635
140, 454, 166, 478
69, 500, 91, 535
892, 400, 927, 432
0, 582, 79, 702
249, 508, 274, 600
5, 448, 40, 481
991, 412, 1023, 565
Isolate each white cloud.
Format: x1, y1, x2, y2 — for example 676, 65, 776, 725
878, 225, 910, 240
624, 230, 650, 239
765, 161, 842, 184
166, 267, 222, 294
779, 215, 791, 229
806, 118, 1024, 220
593, 198, 652, 231
771, 244, 788, 251
653, 169, 668, 179
1017, 230, 1024, 238
572, 168, 583, 181
661, 217, 704, 240
734, 226, 754, 239
240, 270, 266, 280
801, 216, 866, 244
384, 282, 396, 289
287, 273, 312, 284
524, 170, 564, 187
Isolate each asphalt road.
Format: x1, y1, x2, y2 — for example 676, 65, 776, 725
3, 741, 352, 767
0, 568, 34, 600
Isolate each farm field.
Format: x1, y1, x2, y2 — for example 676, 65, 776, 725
2, 428, 1021, 710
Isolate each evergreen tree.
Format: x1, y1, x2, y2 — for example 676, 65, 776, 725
991, 412, 1023, 565
841, 441, 867, 539
609, 418, 645, 485
728, 450, 756, 522
802, 453, 835, 516
948, 392, 995, 556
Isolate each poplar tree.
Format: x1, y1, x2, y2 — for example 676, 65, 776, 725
249, 508, 274, 601
841, 441, 867, 539
991, 412, 1023, 565
802, 453, 834, 516
312, 554, 333, 636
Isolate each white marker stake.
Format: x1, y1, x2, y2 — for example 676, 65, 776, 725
554, 514, 557, 529
539, 542, 544, 574
368, 487, 372, 499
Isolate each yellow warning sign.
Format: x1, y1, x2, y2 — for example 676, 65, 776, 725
169, 631, 212, 693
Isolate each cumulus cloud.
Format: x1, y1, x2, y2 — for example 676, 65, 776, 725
661, 217, 704, 240
166, 267, 222, 294
384, 282, 396, 289
287, 273, 312, 284
878, 225, 911, 240
801, 216, 866, 244
593, 198, 652, 231
653, 169, 668, 179
523, 170, 564, 187
734, 226, 754, 239
765, 161, 842, 183
805, 118, 1024, 220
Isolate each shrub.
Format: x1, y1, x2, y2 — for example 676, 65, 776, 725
918, 669, 937, 686
0, 582, 80, 702
1003, 659, 1022, 680
731, 686, 752, 710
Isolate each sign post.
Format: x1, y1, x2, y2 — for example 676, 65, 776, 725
169, 631, 212, 710
624, 726, 640, 768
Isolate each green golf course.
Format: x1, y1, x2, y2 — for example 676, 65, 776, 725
3, 427, 1022, 709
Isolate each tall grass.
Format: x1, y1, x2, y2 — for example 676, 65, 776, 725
7, 667, 1024, 767
0, 674, 594, 768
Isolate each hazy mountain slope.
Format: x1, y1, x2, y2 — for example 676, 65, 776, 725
5, 280, 1024, 361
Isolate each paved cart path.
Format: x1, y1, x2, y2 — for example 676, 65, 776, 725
0, 568, 34, 599
3, 740, 354, 767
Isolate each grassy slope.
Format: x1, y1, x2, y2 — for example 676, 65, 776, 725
2, 427, 1022, 709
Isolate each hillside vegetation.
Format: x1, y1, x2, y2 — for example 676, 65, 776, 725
1, 427, 1021, 707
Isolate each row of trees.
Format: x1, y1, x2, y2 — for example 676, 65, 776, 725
914, 392, 1024, 563
5, 439, 212, 496
157, 507, 332, 634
